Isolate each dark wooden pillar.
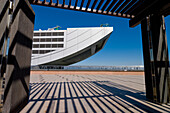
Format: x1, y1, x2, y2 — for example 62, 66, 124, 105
0, 0, 35, 112
141, 15, 170, 103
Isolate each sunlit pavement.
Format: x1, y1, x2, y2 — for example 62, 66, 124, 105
21, 74, 170, 113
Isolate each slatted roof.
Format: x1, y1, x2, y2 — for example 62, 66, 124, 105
29, 0, 170, 27
29, 0, 144, 18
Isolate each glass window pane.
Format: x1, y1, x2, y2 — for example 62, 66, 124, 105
34, 33, 40, 36
40, 44, 45, 48
41, 33, 46, 36
52, 44, 57, 48
47, 32, 51, 36
58, 44, 63, 48
40, 38, 45, 42
33, 44, 39, 48
46, 38, 51, 42
32, 50, 38, 54
58, 38, 64, 42
46, 44, 51, 48
33, 38, 39, 42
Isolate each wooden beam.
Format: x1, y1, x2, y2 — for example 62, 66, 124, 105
74, 0, 78, 9
120, 0, 137, 14
129, 0, 169, 27
91, 0, 98, 11
31, 1, 131, 19
85, 0, 91, 11
101, 0, 111, 12
62, 0, 65, 7
80, 0, 85, 10
106, 0, 118, 12
96, 0, 104, 12
116, 0, 131, 13
125, 0, 144, 14
68, 0, 71, 8
111, 0, 124, 12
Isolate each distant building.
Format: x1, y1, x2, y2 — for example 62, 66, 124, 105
31, 27, 113, 66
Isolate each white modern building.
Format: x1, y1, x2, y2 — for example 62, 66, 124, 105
31, 27, 113, 66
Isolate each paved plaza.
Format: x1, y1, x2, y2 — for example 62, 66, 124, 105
21, 73, 170, 113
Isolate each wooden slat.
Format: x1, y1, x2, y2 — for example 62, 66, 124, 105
91, 0, 98, 11
115, 0, 131, 13
111, 0, 124, 12
49, 0, 52, 5
125, 0, 143, 14
120, 0, 137, 14
96, 0, 104, 12
74, 0, 78, 9
68, 0, 71, 8
31, 1, 131, 19
62, 0, 65, 7
129, 0, 155, 15
101, 0, 111, 12
106, 0, 118, 12
57, 0, 59, 5
80, 0, 85, 10
85, 0, 91, 11
129, 0, 168, 27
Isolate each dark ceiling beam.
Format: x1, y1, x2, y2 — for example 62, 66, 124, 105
68, 0, 71, 8
125, 0, 143, 14
120, 0, 137, 14
111, 0, 124, 12
106, 0, 118, 13
62, 0, 65, 7
74, 0, 78, 9
31, 1, 131, 19
129, 0, 154, 15
57, 0, 59, 6
91, 0, 98, 11
85, 0, 91, 11
80, 0, 85, 10
101, 0, 111, 13
49, 0, 52, 5
96, 0, 105, 12
129, 0, 169, 27
115, 0, 131, 13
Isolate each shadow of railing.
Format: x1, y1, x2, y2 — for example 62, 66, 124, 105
21, 80, 170, 113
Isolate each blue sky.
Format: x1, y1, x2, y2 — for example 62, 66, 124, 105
31, 5, 170, 66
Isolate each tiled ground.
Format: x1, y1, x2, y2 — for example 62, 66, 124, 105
20, 74, 170, 113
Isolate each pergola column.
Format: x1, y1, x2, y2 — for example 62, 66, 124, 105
141, 15, 170, 103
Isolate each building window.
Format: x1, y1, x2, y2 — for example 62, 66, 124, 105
40, 38, 45, 42
41, 33, 46, 36
33, 44, 39, 48
53, 32, 64, 36
52, 38, 64, 42
34, 33, 40, 36
40, 44, 45, 48
52, 44, 57, 48
33, 38, 39, 42
46, 44, 51, 48
32, 50, 38, 54
59, 32, 64, 36
47, 32, 51, 36
39, 50, 44, 54
46, 38, 51, 42
58, 38, 64, 42
58, 44, 63, 48
51, 44, 64, 48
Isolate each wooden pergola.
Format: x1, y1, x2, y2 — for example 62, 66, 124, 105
29, 0, 170, 27
0, 0, 170, 112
